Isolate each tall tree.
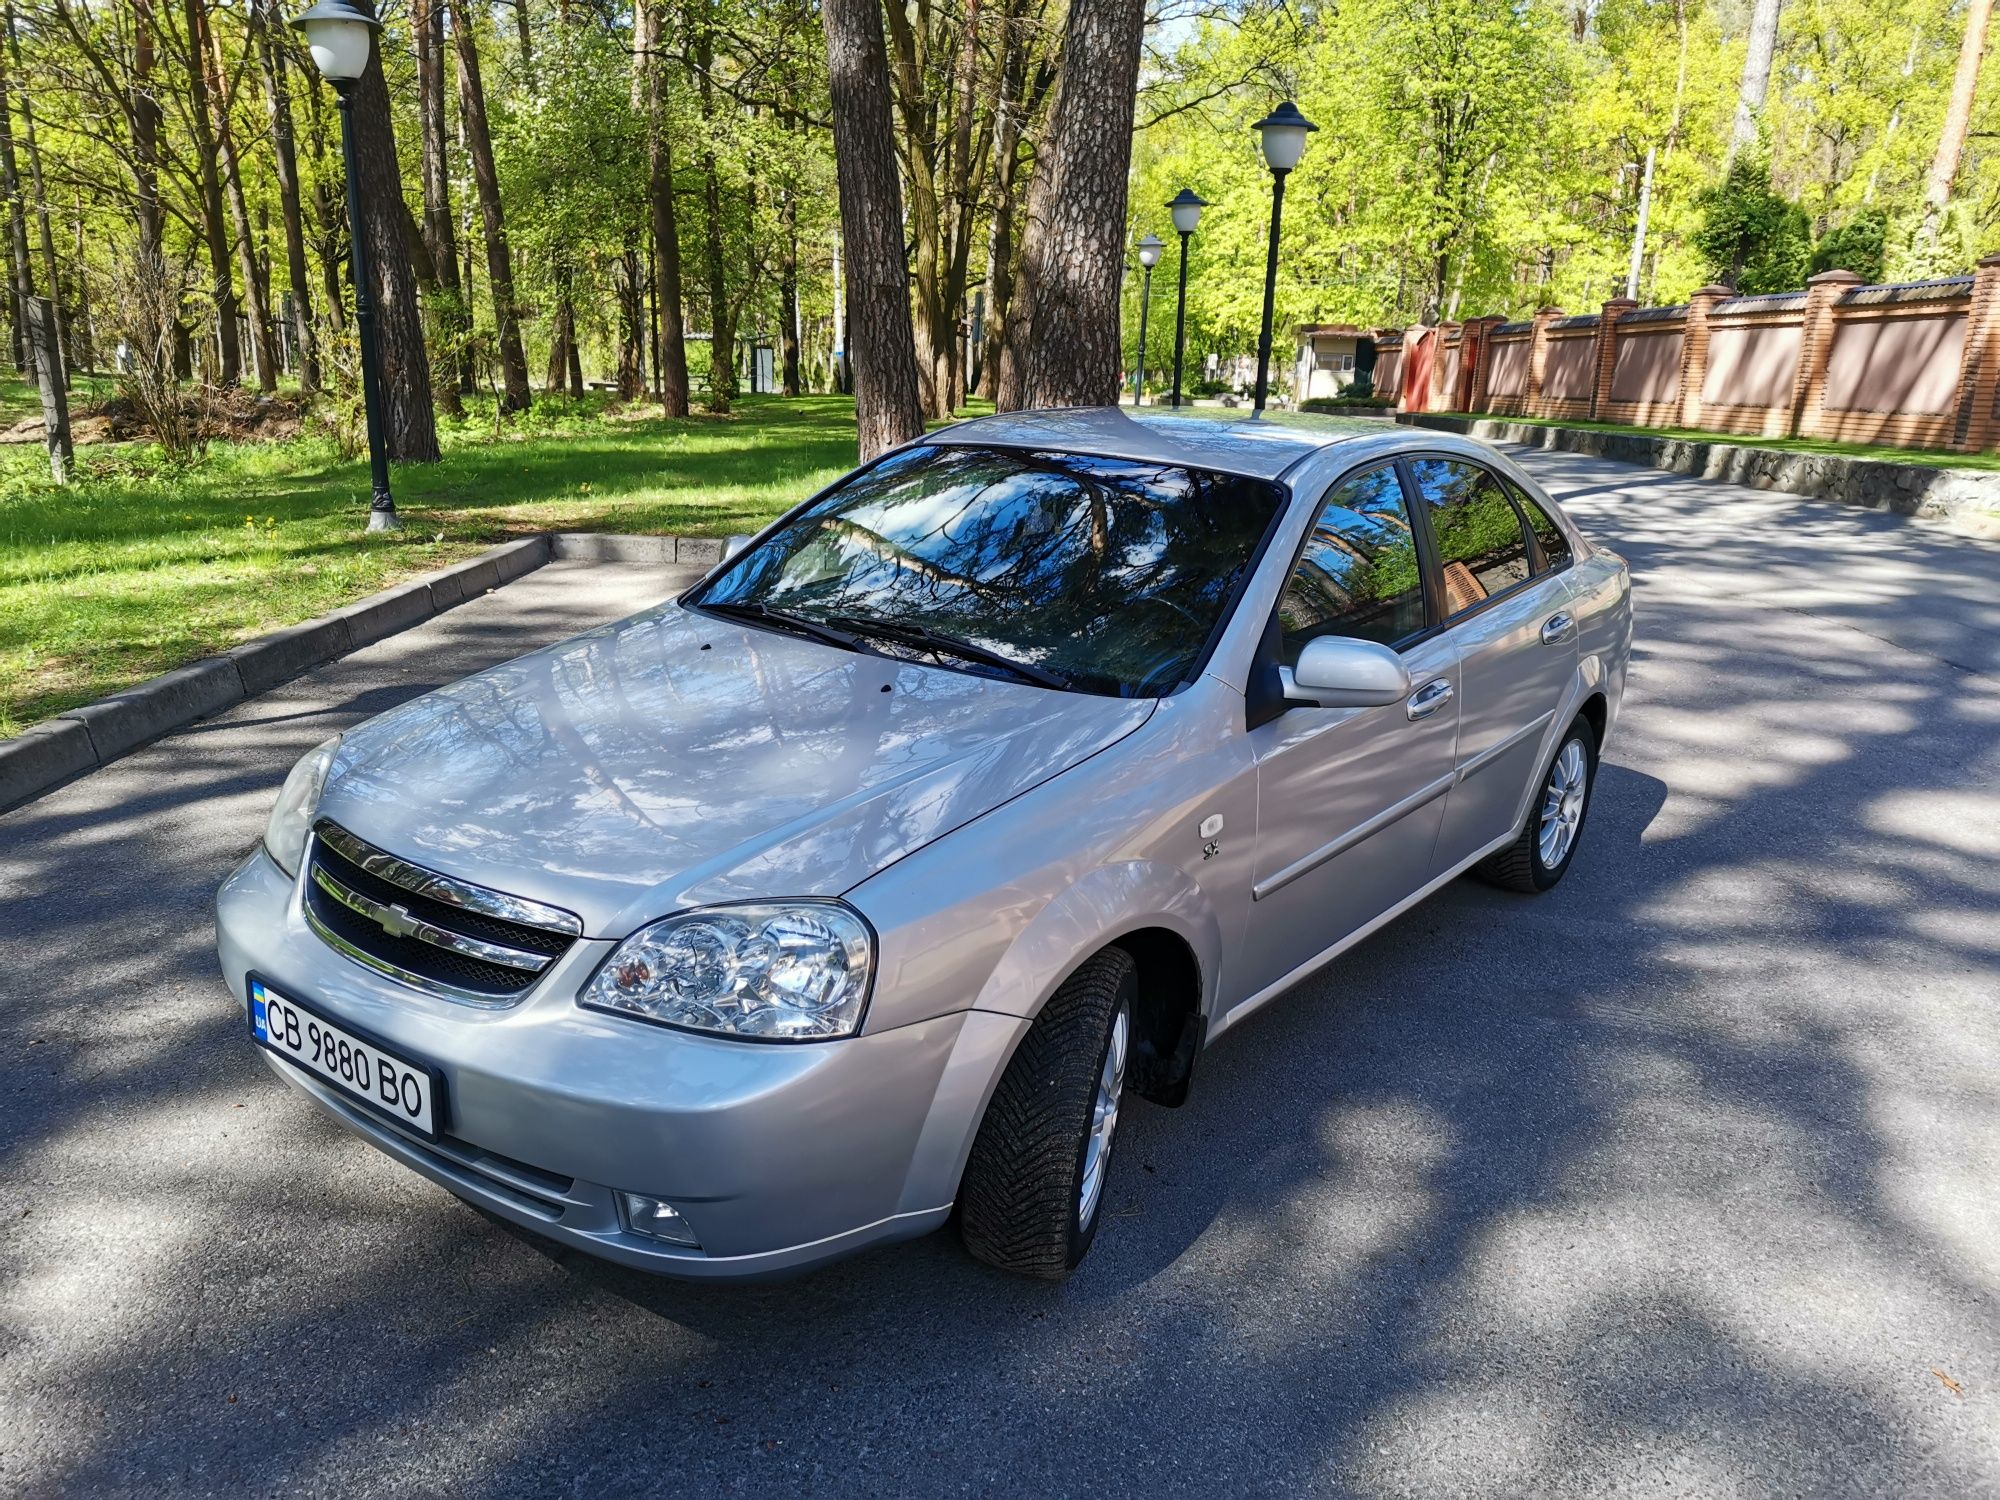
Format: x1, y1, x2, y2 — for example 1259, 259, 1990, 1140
6, 4, 64, 382
198, 0, 279, 390
1003, 0, 1146, 409
450, 0, 530, 412
344, 0, 439, 459
1728, 0, 1783, 164
820, 0, 922, 457
0, 12, 34, 377
415, 0, 469, 406
178, 0, 239, 384
1920, 0, 1992, 234
252, 0, 318, 391
636, 0, 689, 415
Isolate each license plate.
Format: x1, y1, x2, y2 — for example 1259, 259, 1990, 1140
249, 977, 443, 1138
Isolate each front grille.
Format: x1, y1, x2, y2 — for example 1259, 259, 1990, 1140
304, 821, 581, 1004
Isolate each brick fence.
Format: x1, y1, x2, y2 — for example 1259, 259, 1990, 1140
1365, 252, 2000, 455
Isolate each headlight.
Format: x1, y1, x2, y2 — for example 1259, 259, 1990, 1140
263, 736, 341, 878
580, 902, 874, 1041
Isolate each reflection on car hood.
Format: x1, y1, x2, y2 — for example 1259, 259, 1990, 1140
316, 602, 1154, 935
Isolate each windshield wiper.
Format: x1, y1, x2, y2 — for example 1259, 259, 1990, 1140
822, 612, 1072, 690
698, 600, 878, 656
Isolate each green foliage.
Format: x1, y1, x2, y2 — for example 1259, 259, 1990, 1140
1694, 159, 1812, 292
1809, 210, 1888, 282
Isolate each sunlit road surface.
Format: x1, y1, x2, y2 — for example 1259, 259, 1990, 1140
2, 455, 1995, 1497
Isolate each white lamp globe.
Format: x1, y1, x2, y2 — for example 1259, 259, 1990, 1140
1136, 234, 1165, 270
1168, 189, 1209, 236
292, 0, 380, 83
1253, 101, 1319, 173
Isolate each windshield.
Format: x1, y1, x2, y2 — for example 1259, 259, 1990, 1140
688, 444, 1288, 697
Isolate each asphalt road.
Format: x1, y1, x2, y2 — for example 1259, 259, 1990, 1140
3, 452, 1996, 1498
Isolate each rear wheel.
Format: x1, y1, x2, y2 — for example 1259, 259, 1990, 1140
959, 948, 1134, 1280
1476, 717, 1597, 893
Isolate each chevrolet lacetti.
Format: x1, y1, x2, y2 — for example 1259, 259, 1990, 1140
216, 408, 1632, 1281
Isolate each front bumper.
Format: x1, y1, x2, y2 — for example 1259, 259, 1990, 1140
216, 848, 1025, 1280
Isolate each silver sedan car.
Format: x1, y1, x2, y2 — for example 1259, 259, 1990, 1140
216, 408, 1631, 1281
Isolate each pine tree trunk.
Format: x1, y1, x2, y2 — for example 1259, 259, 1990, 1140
181, 0, 240, 387
0, 20, 34, 379
979, 8, 1029, 400
821, 0, 923, 459
6, 5, 65, 385
201, 5, 278, 392
451, 0, 531, 412
1922, 0, 1993, 223
618, 244, 645, 398
347, 0, 440, 461
415, 0, 468, 409
1727, 0, 1782, 165
636, 0, 689, 416
779, 186, 801, 397
253, 0, 318, 391
1004, 0, 1145, 410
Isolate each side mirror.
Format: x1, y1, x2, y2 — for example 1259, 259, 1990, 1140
1281, 636, 1411, 709
723, 533, 754, 561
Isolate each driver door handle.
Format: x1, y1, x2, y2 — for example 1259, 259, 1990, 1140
1541, 612, 1577, 645
1406, 678, 1453, 721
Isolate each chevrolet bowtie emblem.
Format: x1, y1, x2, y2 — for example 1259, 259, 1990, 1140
376, 902, 423, 940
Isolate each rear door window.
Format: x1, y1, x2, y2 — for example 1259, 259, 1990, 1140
1507, 482, 1574, 571
1274, 464, 1427, 661
1405, 458, 1535, 618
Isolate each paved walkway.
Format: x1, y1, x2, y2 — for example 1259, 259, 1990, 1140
2, 457, 1996, 1497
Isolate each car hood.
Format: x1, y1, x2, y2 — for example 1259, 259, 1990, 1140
316, 602, 1153, 936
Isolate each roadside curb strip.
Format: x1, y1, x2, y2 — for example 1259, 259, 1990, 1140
1399, 413, 2000, 533
0, 530, 706, 816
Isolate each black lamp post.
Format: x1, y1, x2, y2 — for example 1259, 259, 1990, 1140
1250, 101, 1317, 417
1131, 234, 1164, 407
1166, 188, 1207, 408
293, 0, 398, 532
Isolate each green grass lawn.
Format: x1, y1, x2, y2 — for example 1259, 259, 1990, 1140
1434, 410, 2000, 472
0, 385, 887, 736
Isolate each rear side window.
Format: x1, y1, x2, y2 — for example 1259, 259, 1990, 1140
1508, 482, 1573, 570
1275, 464, 1426, 660
1406, 458, 1534, 617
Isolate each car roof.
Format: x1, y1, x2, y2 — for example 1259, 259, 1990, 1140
926, 406, 1419, 482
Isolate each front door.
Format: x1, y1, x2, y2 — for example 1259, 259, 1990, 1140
1238, 463, 1459, 1008
1402, 457, 1582, 866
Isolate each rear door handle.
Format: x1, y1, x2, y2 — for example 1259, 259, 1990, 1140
1406, 678, 1453, 721
1540, 613, 1576, 645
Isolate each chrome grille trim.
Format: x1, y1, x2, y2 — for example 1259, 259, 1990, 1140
313, 820, 582, 936
310, 865, 552, 972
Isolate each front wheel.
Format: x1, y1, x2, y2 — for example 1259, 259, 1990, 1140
1476, 717, 1598, 893
959, 948, 1134, 1280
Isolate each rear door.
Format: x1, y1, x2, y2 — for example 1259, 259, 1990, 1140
1239, 463, 1459, 1003
1405, 456, 1580, 868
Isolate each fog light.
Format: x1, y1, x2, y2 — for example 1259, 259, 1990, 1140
619, 1191, 701, 1249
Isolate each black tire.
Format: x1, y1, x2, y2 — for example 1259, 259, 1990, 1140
959, 948, 1135, 1280
1476, 715, 1598, 893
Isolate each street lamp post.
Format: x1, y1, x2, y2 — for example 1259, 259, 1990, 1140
1250, 101, 1317, 417
1166, 189, 1207, 409
293, 0, 399, 532
1132, 234, 1164, 407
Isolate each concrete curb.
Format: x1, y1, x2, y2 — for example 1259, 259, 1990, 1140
1399, 413, 2000, 534
0, 530, 715, 815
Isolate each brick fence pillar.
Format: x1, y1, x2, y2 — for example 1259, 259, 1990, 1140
1678, 284, 1732, 428
1789, 268, 1860, 438
1524, 306, 1563, 418
1591, 297, 1637, 419
1464, 315, 1503, 412
1955, 252, 2000, 451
